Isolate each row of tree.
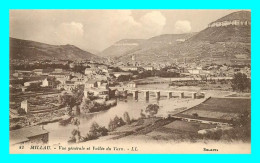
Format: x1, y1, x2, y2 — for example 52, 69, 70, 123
68, 112, 132, 143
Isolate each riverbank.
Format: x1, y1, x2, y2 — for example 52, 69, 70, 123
79, 96, 250, 144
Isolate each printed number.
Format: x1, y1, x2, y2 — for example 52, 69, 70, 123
19, 145, 24, 149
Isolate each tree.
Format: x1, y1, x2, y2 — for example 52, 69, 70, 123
145, 104, 159, 117
80, 98, 93, 113
192, 113, 199, 117
88, 122, 108, 139
71, 117, 80, 130
108, 119, 116, 131
108, 116, 126, 131
231, 73, 250, 92
113, 116, 125, 127
123, 112, 131, 124
117, 75, 132, 82
60, 94, 76, 108
17, 108, 26, 115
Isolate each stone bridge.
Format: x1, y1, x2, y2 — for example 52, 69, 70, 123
111, 87, 205, 100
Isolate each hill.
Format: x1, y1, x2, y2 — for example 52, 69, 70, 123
117, 11, 251, 64
98, 39, 145, 58
212, 10, 251, 23
123, 33, 196, 55
10, 37, 101, 61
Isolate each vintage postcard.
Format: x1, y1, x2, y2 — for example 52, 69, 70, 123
9, 9, 251, 154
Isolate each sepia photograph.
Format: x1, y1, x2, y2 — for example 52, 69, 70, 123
9, 9, 251, 154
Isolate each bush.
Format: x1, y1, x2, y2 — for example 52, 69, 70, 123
117, 75, 132, 82
123, 112, 131, 124
231, 73, 251, 92
85, 132, 98, 141
145, 104, 159, 117
68, 129, 81, 144
108, 116, 126, 131
17, 108, 26, 115
71, 129, 80, 136
89, 102, 110, 113
87, 122, 108, 139
10, 124, 22, 130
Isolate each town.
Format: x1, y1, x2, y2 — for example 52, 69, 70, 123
9, 10, 251, 153
9, 54, 251, 145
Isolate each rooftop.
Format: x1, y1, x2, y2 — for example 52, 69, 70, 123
86, 80, 98, 84
10, 126, 49, 145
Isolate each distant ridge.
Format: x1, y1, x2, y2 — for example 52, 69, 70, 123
10, 37, 101, 61
212, 10, 251, 23
98, 39, 145, 58
117, 11, 251, 64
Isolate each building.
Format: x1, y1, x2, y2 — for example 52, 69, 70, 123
71, 76, 85, 85
85, 68, 97, 75
99, 83, 109, 89
54, 68, 63, 73
57, 81, 77, 91
95, 74, 109, 81
33, 68, 54, 75
49, 72, 71, 81
119, 66, 138, 71
84, 80, 110, 99
24, 80, 42, 87
187, 69, 201, 75
21, 100, 29, 113
113, 72, 133, 78
85, 80, 98, 88
87, 88, 110, 100
143, 66, 154, 71
127, 81, 137, 88
33, 69, 43, 75
10, 126, 49, 145
41, 77, 56, 88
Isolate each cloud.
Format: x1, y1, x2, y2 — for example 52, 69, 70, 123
139, 11, 166, 36
174, 20, 192, 34
9, 10, 167, 51
86, 10, 166, 49
56, 21, 84, 44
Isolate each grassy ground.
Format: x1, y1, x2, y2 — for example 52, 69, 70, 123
175, 97, 250, 122
187, 98, 250, 113
146, 120, 216, 142
105, 97, 251, 143
107, 117, 217, 143
227, 93, 251, 97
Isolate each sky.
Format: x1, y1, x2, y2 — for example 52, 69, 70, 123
10, 9, 243, 53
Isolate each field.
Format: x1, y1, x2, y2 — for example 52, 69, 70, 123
187, 98, 250, 113
146, 120, 216, 141
108, 117, 217, 142
176, 97, 251, 122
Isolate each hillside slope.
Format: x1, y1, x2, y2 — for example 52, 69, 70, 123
98, 39, 145, 58
189, 25, 250, 43
10, 37, 100, 61
117, 11, 251, 64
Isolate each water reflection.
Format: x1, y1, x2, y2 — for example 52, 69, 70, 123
45, 94, 174, 144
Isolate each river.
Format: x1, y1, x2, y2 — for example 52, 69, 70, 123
44, 92, 186, 144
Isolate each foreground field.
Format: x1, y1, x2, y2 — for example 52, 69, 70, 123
94, 97, 251, 143
176, 97, 251, 123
